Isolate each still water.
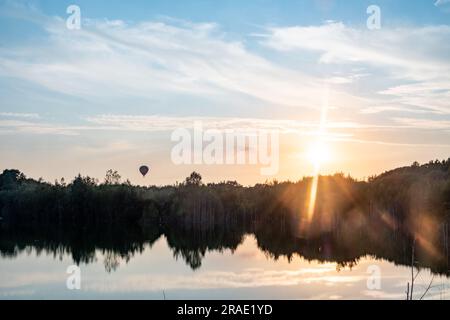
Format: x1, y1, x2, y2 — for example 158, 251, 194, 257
1, 235, 449, 300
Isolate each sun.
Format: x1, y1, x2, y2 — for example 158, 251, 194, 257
307, 142, 331, 166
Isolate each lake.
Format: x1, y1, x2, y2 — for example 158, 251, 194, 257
1, 234, 449, 300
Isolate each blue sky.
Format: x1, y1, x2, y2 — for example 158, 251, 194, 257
4, 0, 450, 27
1, 0, 449, 49
0, 0, 450, 185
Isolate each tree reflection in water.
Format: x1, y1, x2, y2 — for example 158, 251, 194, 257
1, 210, 449, 277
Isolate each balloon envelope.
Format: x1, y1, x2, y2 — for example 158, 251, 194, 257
139, 166, 149, 177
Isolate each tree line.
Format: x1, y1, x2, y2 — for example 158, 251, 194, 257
1, 159, 449, 232
1, 159, 450, 273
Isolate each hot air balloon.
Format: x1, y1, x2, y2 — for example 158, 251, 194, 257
139, 165, 149, 177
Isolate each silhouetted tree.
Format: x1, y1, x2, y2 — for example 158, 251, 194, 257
104, 170, 121, 185
185, 172, 202, 186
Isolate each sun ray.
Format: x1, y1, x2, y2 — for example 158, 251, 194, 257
307, 84, 329, 221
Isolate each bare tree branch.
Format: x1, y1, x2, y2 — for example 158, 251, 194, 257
419, 275, 435, 300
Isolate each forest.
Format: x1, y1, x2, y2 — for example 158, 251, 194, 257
1, 159, 450, 273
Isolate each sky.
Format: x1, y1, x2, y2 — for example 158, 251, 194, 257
0, 0, 450, 185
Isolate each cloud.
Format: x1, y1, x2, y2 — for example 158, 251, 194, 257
263, 22, 450, 76
4, 114, 449, 154
362, 290, 404, 299
0, 119, 79, 135
263, 22, 450, 115
379, 82, 450, 114
0, 113, 364, 136
359, 105, 430, 115
392, 117, 450, 130
2, 113, 449, 142
4, 5, 448, 120
0, 4, 449, 164
84, 114, 450, 132
435, 0, 450, 7
85, 114, 361, 133
81, 267, 361, 293
0, 112, 40, 119
0, 6, 338, 111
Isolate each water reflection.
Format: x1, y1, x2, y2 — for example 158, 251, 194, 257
1, 206, 450, 300
1, 215, 449, 277
1, 234, 448, 300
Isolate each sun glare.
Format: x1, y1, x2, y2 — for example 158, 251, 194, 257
307, 143, 330, 166
305, 83, 330, 223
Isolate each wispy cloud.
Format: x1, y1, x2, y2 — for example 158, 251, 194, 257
379, 82, 450, 114
0, 114, 362, 136
0, 119, 79, 135
3, 114, 449, 154
263, 22, 450, 77
0, 112, 40, 119
0, 6, 338, 110
263, 22, 450, 115
85, 114, 366, 133
392, 117, 450, 130
3, 5, 448, 118
82, 267, 360, 293
435, 0, 450, 7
